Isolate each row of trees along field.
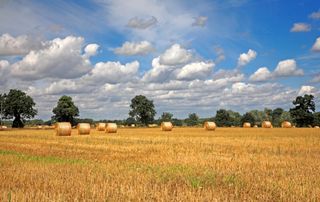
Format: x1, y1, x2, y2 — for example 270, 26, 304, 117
0, 89, 319, 128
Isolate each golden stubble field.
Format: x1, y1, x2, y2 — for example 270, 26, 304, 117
0, 127, 319, 201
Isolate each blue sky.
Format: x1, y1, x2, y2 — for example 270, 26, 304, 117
0, 0, 319, 120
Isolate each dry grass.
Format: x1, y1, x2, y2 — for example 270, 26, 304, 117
0, 127, 319, 201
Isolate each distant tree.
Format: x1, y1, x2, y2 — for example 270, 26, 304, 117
100, 119, 124, 126
264, 108, 273, 121
215, 109, 232, 127
25, 119, 44, 126
44, 120, 53, 126
74, 118, 94, 125
125, 117, 136, 126
290, 94, 315, 127
129, 95, 156, 126
2, 89, 37, 128
172, 118, 183, 126
271, 108, 284, 127
249, 110, 265, 126
227, 110, 242, 126
185, 113, 199, 126
0, 120, 12, 127
240, 112, 255, 126
0, 93, 4, 125
313, 112, 320, 126
115, 119, 126, 125
160, 112, 173, 122
202, 117, 215, 122
52, 95, 79, 125
279, 111, 293, 124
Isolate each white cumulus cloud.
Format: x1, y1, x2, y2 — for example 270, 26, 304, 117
290, 23, 311, 32
142, 57, 173, 83
298, 85, 315, 96
159, 44, 193, 66
176, 61, 215, 80
273, 59, 304, 77
11, 36, 92, 80
83, 61, 139, 84
237, 49, 257, 67
309, 10, 320, 19
249, 67, 272, 82
0, 60, 10, 85
142, 44, 211, 82
84, 43, 99, 57
312, 37, 320, 52
45, 80, 82, 95
0, 33, 43, 56
231, 82, 255, 94
114, 41, 154, 56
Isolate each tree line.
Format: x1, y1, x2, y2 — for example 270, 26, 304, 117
0, 89, 319, 128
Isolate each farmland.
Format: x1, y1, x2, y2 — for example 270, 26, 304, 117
0, 128, 320, 201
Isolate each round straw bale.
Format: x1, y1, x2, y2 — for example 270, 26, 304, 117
253, 125, 258, 128
161, 122, 173, 131
131, 124, 135, 127
0, 126, 8, 130
315, 126, 319, 128
96, 123, 106, 131
243, 122, 251, 128
281, 121, 292, 128
55, 122, 71, 136
106, 123, 117, 133
77, 123, 91, 135
262, 121, 272, 128
204, 121, 216, 131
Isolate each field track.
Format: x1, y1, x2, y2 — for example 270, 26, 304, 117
0, 128, 320, 201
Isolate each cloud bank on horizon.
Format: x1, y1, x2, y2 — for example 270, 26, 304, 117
0, 0, 320, 120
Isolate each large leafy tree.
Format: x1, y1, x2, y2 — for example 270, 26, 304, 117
129, 95, 156, 126
52, 95, 79, 125
215, 109, 232, 127
289, 94, 315, 127
2, 89, 37, 128
185, 113, 199, 126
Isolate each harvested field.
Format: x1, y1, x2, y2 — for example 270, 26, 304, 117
0, 128, 320, 201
